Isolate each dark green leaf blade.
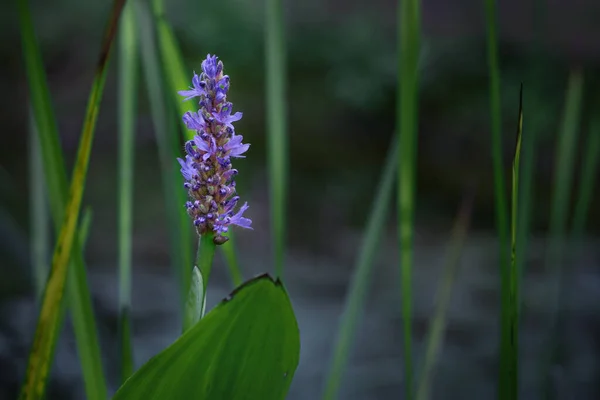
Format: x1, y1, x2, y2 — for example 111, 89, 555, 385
113, 274, 300, 400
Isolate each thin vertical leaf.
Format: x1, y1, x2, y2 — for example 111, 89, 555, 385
183, 265, 205, 333
501, 85, 524, 400
19, 1, 126, 398
29, 112, 49, 300
571, 111, 600, 236
322, 136, 398, 400
416, 191, 475, 400
117, 0, 138, 383
483, 0, 511, 397
542, 69, 584, 398
135, 0, 192, 314
397, 0, 421, 397
266, 0, 288, 279
150, 0, 244, 288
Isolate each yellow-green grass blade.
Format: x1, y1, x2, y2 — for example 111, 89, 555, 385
150, 1, 244, 288
117, 0, 138, 383
416, 191, 475, 400
113, 274, 300, 400
322, 136, 398, 400
17, 0, 126, 399
397, 0, 421, 397
135, 0, 193, 314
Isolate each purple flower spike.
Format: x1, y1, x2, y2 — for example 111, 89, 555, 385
177, 54, 252, 244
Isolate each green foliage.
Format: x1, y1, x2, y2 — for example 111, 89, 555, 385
135, 0, 193, 313
265, 0, 288, 280
322, 136, 398, 400
17, 0, 126, 398
416, 192, 474, 400
113, 274, 300, 400
397, 0, 422, 397
117, 0, 138, 383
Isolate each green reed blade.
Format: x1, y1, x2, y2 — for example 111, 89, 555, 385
18, 2, 126, 399
501, 85, 524, 399
397, 0, 421, 397
416, 191, 475, 400
322, 136, 398, 400
117, 0, 138, 383
150, 0, 244, 287
572, 111, 600, 236
28, 111, 50, 301
483, 0, 512, 397
18, 0, 126, 398
266, 0, 288, 280
541, 70, 584, 399
135, 0, 192, 315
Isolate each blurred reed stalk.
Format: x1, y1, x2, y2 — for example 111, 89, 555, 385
397, 0, 421, 397
482, 0, 515, 397
266, 0, 288, 279
28, 112, 49, 301
135, 0, 193, 315
322, 136, 399, 400
541, 69, 584, 399
117, 0, 138, 383
416, 189, 475, 400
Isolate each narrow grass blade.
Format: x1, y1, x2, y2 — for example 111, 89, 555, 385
321, 137, 398, 400
483, 0, 512, 397
571, 111, 600, 236
117, 0, 138, 383
19, 1, 126, 397
500, 85, 524, 400
397, 0, 421, 397
183, 265, 205, 333
266, 0, 288, 279
149, 1, 244, 287
29, 111, 50, 300
541, 70, 584, 398
135, 0, 192, 314
416, 190, 475, 400
18, 0, 125, 398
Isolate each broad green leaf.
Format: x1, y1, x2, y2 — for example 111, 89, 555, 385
182, 266, 205, 333
113, 274, 300, 400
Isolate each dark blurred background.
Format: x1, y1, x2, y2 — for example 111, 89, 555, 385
1, 0, 599, 399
